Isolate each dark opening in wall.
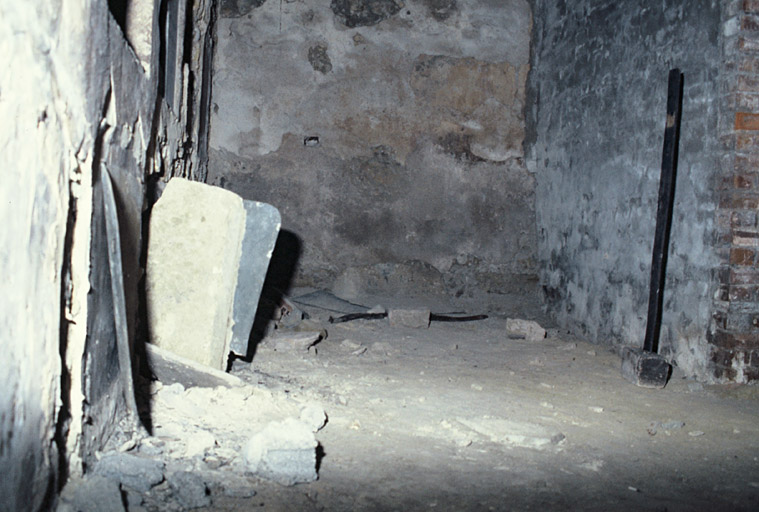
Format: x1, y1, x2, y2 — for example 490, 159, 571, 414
159, 0, 180, 111
108, 0, 128, 35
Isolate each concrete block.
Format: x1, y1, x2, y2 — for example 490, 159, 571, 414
388, 308, 431, 328
146, 178, 246, 370
243, 418, 318, 486
506, 318, 546, 341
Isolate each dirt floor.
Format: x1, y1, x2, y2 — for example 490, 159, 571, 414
60, 291, 759, 512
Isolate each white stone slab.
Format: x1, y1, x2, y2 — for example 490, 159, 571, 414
146, 178, 246, 370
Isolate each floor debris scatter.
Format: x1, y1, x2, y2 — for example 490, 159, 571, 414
58, 294, 759, 511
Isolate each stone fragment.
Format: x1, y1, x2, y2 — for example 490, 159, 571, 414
144, 342, 245, 389
57, 475, 125, 512
243, 418, 319, 486
184, 430, 216, 458
167, 471, 211, 510
146, 178, 246, 370
94, 452, 165, 493
388, 308, 431, 328
300, 403, 327, 432
506, 318, 546, 341
661, 420, 685, 431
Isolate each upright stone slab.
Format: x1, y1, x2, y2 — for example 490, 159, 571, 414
146, 178, 246, 370
229, 201, 280, 356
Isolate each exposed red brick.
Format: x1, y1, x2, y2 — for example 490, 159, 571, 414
739, 35, 759, 52
710, 332, 759, 351
720, 193, 759, 209
743, 14, 759, 31
730, 247, 756, 265
736, 112, 759, 130
734, 173, 757, 188
729, 284, 759, 301
736, 132, 759, 150
745, 0, 759, 14
730, 209, 758, 228
735, 154, 759, 173
733, 228, 759, 246
731, 267, 759, 284
711, 343, 737, 363
739, 56, 759, 73
732, 92, 759, 112
738, 75, 759, 92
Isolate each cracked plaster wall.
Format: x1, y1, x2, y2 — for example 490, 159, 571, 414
209, 0, 536, 295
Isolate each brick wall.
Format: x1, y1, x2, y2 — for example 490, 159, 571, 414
711, 0, 759, 381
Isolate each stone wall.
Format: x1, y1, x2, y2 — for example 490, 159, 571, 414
209, 0, 536, 296
527, 0, 723, 379
0, 0, 216, 509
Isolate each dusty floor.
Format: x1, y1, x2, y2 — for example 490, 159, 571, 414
61, 292, 759, 512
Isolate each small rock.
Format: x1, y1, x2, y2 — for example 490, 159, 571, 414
647, 421, 659, 436
506, 318, 546, 341
243, 418, 318, 486
550, 433, 566, 445
184, 430, 216, 458
167, 471, 211, 509
586, 350, 597, 356
300, 403, 327, 432
94, 452, 165, 493
58, 475, 125, 512
588, 406, 604, 413
661, 420, 685, 431
688, 430, 705, 437
388, 308, 431, 328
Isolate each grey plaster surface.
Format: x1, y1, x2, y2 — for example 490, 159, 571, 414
527, 0, 722, 379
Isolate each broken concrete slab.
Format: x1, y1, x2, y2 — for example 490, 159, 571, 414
144, 342, 245, 389
242, 417, 319, 486
94, 452, 165, 493
388, 308, 431, 328
506, 318, 546, 341
146, 178, 279, 369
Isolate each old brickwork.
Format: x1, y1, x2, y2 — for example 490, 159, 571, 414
711, 0, 759, 381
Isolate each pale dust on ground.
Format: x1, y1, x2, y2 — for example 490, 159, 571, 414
193, 293, 759, 512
